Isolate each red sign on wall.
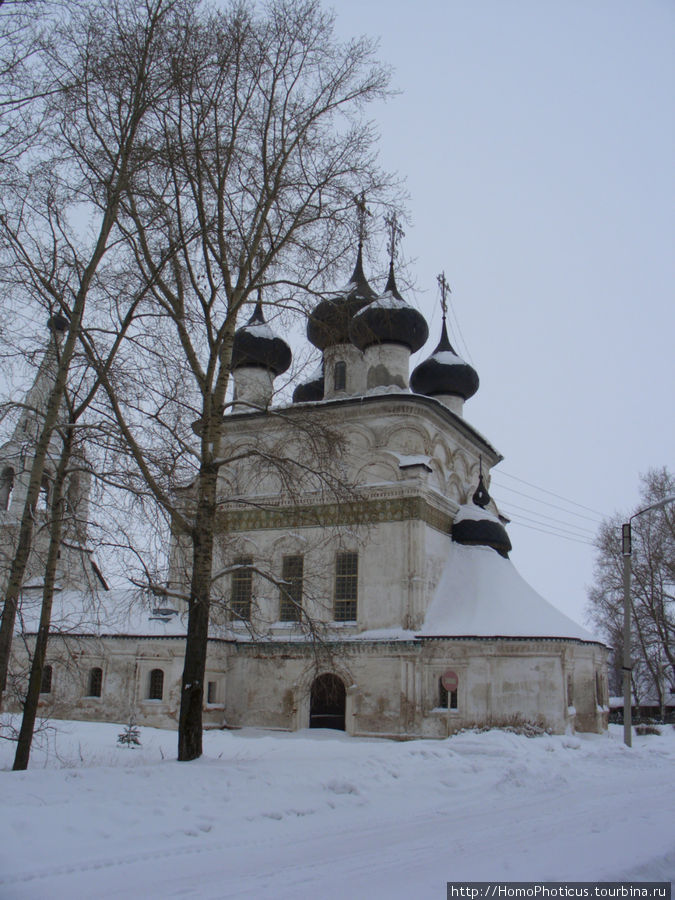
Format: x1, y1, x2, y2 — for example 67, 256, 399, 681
441, 670, 459, 692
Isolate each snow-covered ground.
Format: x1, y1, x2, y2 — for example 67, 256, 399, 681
1, 719, 673, 899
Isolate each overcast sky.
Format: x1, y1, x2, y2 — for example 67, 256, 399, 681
328, 0, 674, 627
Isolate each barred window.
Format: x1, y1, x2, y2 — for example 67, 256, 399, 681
148, 668, 164, 700
231, 556, 253, 621
279, 555, 303, 621
207, 681, 217, 704
334, 551, 358, 621
88, 667, 103, 697
40, 664, 52, 694
334, 361, 346, 392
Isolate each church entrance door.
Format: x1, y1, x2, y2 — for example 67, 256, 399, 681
309, 673, 346, 730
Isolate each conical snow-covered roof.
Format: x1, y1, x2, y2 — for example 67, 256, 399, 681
231, 301, 292, 377
306, 244, 377, 349
349, 262, 428, 353
410, 319, 479, 401
419, 542, 596, 641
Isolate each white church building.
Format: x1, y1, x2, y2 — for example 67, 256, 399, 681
2, 246, 609, 738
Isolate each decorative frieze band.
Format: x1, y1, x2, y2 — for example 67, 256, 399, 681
214, 495, 453, 534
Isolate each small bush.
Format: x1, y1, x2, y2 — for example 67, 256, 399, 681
457, 717, 552, 738
635, 724, 661, 736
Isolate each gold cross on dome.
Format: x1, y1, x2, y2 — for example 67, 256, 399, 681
384, 212, 405, 265
437, 271, 450, 319
354, 191, 371, 245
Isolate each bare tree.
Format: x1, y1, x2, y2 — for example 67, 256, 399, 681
82, 0, 396, 760
587, 467, 674, 717
0, 0, 184, 708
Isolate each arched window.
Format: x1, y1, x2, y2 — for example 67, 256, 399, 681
438, 676, 458, 710
40, 664, 53, 694
0, 467, 14, 511
333, 360, 346, 392
35, 474, 50, 512
148, 668, 164, 700
88, 667, 103, 698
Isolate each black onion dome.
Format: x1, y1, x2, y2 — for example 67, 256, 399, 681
349, 262, 428, 353
306, 244, 377, 349
231, 301, 292, 377
292, 361, 324, 403
451, 475, 512, 558
410, 319, 479, 400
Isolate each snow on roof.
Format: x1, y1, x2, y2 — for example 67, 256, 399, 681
239, 320, 276, 340
431, 349, 467, 366
354, 292, 409, 313
418, 542, 598, 642
453, 503, 501, 524
387, 452, 433, 471
17, 588, 188, 638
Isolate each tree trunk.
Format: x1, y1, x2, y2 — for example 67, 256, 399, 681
177, 464, 217, 761
0, 330, 79, 707
13, 426, 72, 770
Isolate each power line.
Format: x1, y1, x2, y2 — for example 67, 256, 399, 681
505, 517, 595, 547
501, 507, 596, 542
500, 500, 597, 538
491, 481, 604, 524
494, 470, 606, 518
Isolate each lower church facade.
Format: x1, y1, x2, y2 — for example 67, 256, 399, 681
4, 249, 609, 737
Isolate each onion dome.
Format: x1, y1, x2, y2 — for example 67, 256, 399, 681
292, 361, 324, 403
231, 301, 291, 377
306, 244, 377, 350
410, 319, 479, 401
349, 261, 428, 353
451, 473, 512, 558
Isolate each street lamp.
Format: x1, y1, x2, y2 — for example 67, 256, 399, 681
621, 493, 675, 747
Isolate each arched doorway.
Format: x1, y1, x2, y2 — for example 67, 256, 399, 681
309, 673, 346, 730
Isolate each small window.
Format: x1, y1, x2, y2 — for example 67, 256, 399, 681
40, 664, 52, 694
231, 556, 253, 620
87, 667, 103, 697
333, 360, 346, 392
567, 675, 574, 707
36, 474, 50, 512
207, 681, 217, 704
334, 551, 358, 621
438, 677, 458, 710
279, 555, 303, 621
148, 668, 164, 700
0, 466, 14, 511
